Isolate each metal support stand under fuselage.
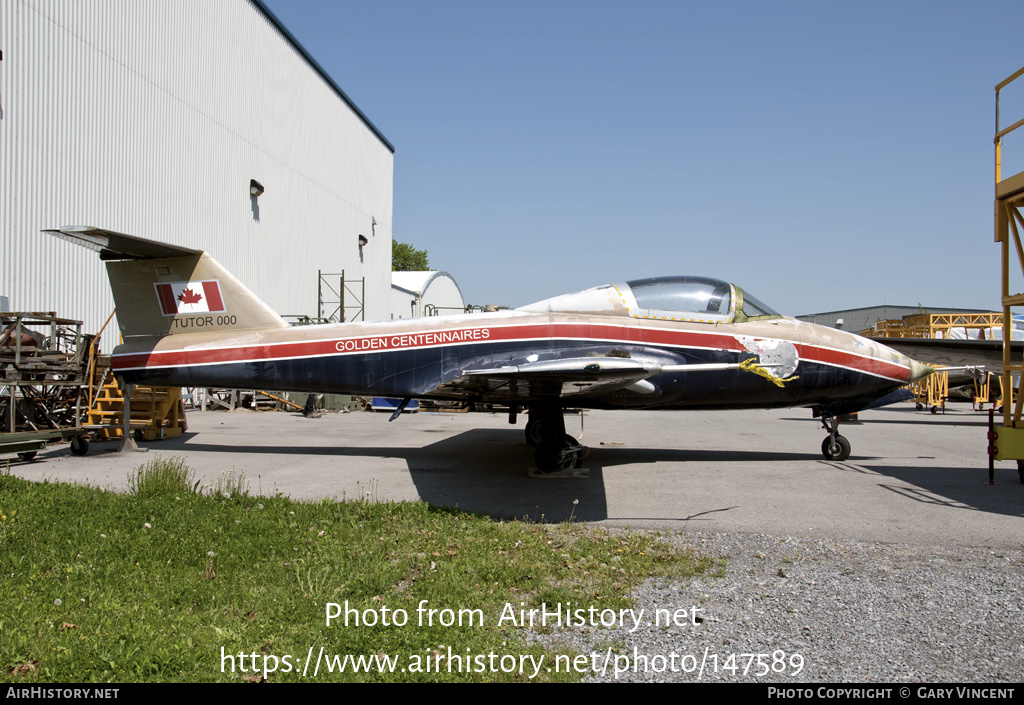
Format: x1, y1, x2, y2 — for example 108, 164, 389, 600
116, 380, 146, 453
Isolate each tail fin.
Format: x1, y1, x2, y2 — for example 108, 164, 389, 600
45, 226, 288, 339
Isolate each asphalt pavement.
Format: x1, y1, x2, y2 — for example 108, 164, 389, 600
8, 403, 1022, 549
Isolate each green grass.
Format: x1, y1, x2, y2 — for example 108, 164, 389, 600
126, 457, 201, 498
0, 458, 717, 682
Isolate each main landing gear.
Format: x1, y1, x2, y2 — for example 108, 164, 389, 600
820, 412, 851, 461
525, 404, 588, 476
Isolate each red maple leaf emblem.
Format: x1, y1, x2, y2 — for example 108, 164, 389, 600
178, 287, 203, 305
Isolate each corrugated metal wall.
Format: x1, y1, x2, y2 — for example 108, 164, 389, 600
1, 0, 394, 349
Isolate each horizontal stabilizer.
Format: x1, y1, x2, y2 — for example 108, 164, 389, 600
43, 226, 203, 260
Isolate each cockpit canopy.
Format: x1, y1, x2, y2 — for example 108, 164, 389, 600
628, 276, 733, 317
626, 276, 780, 323
519, 276, 781, 323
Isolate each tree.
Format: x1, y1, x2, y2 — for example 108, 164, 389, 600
392, 240, 430, 271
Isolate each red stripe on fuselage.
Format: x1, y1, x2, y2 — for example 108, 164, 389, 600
794, 343, 911, 383
112, 320, 911, 382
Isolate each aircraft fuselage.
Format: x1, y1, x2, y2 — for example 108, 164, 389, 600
45, 226, 933, 469
112, 309, 920, 414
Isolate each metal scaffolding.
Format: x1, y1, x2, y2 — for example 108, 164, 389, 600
317, 270, 365, 323
990, 66, 1024, 481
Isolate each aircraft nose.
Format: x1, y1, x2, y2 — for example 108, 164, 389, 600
907, 358, 936, 383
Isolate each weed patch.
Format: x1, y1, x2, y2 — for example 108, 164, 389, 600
126, 457, 199, 498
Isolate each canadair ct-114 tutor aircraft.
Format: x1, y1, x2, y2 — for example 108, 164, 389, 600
48, 226, 936, 474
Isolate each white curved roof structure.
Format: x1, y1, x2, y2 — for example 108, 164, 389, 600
391, 271, 466, 319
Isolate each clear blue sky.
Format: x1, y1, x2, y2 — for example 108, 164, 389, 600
262, 0, 1024, 316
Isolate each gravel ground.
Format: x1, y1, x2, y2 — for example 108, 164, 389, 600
529, 531, 1024, 683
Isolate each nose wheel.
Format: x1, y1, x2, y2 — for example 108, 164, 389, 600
820, 413, 852, 461
821, 434, 851, 461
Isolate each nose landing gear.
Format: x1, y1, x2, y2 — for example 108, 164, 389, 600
820, 412, 851, 461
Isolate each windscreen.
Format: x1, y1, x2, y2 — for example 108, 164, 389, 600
738, 288, 781, 318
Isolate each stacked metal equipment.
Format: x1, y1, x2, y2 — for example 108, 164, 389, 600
0, 313, 92, 460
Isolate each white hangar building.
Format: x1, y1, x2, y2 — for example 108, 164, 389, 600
1, 0, 394, 349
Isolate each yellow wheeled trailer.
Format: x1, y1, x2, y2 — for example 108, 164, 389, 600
911, 368, 949, 414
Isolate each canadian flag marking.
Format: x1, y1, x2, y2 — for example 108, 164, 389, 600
155, 281, 226, 316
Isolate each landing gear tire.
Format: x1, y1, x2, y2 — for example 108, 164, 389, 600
821, 435, 851, 461
535, 434, 582, 473
524, 418, 542, 446
70, 436, 89, 457
17, 451, 37, 462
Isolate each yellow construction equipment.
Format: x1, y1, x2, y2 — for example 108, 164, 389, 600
989, 66, 1024, 483
911, 370, 949, 414
86, 378, 187, 441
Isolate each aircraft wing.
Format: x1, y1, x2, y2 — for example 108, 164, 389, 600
869, 337, 1020, 377
428, 357, 738, 401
